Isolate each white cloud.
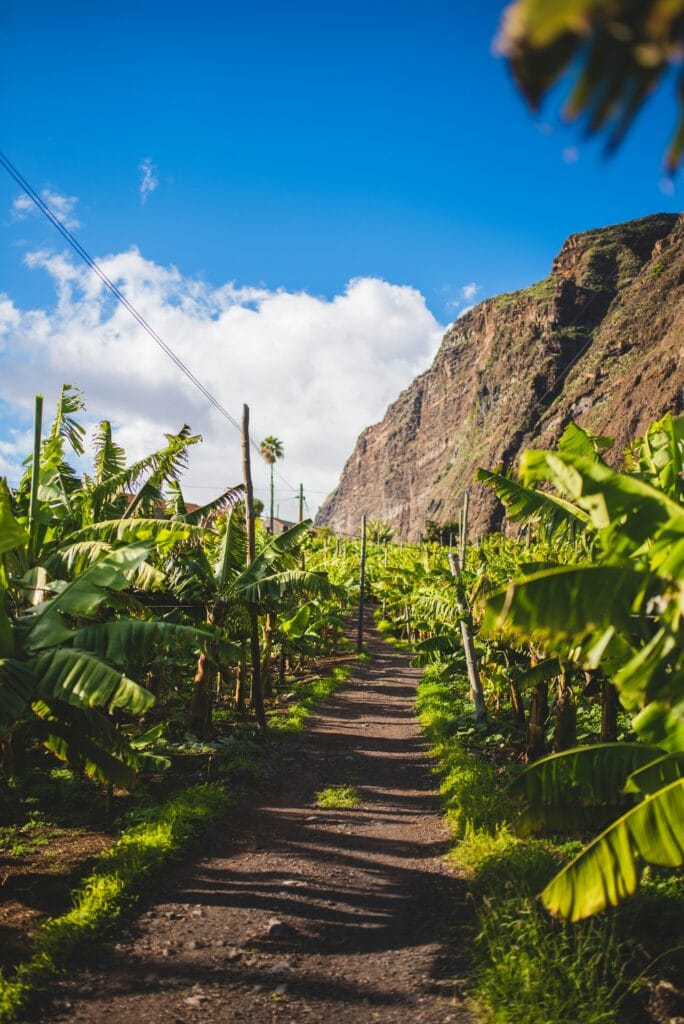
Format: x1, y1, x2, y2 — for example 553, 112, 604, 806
12, 189, 81, 230
461, 282, 480, 302
139, 158, 158, 204
0, 250, 444, 516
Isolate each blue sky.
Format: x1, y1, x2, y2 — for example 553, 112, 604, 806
1, 0, 681, 512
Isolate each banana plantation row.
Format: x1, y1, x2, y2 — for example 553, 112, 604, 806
1, 386, 682, 927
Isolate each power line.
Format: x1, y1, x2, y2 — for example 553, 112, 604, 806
0, 150, 297, 491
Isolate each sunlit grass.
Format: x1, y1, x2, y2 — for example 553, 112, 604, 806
416, 667, 632, 1024
0, 785, 232, 1023
268, 666, 351, 734
315, 785, 361, 809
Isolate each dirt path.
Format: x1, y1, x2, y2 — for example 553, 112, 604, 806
36, 620, 474, 1024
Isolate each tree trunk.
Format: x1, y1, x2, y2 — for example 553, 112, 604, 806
188, 649, 212, 738
278, 647, 286, 695
552, 674, 576, 752
526, 681, 549, 761
601, 678, 619, 742
234, 645, 247, 714
261, 612, 276, 698
509, 680, 526, 730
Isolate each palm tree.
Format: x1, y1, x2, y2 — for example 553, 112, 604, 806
259, 436, 284, 535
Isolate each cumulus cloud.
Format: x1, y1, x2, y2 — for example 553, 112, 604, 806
139, 159, 158, 204
12, 189, 81, 230
0, 250, 444, 516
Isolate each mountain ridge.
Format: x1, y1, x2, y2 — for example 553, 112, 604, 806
316, 212, 684, 539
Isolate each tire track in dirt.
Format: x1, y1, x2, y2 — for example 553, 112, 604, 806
34, 616, 474, 1024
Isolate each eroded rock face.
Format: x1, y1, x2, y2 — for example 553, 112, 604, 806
317, 213, 684, 539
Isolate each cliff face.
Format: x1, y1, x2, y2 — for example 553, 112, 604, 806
317, 213, 684, 539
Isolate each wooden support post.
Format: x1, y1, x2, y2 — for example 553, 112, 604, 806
357, 514, 367, 653
242, 404, 266, 732
28, 394, 43, 562
448, 548, 487, 725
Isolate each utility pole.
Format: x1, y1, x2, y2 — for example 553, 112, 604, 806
356, 514, 367, 653
298, 483, 304, 523
241, 404, 266, 732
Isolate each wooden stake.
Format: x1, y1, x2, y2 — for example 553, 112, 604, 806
242, 404, 266, 732
357, 514, 367, 653
28, 394, 43, 562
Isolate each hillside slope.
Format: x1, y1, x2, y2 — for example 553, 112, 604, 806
317, 213, 684, 539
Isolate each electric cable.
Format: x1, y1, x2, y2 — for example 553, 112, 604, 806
0, 150, 297, 492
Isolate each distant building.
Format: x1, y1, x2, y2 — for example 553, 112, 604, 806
263, 516, 297, 536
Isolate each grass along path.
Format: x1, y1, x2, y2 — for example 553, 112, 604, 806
30, 613, 473, 1024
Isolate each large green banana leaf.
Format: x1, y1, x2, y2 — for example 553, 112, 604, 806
72, 619, 210, 668
34, 647, 153, 714
541, 777, 684, 921
484, 564, 649, 643
0, 479, 29, 555
508, 744, 664, 805
625, 752, 684, 796
476, 467, 588, 537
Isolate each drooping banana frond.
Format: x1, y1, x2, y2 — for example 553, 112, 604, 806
72, 619, 211, 669
484, 564, 651, 646
625, 752, 684, 796
173, 484, 244, 526
34, 646, 154, 714
541, 778, 684, 921
92, 419, 126, 485
83, 425, 201, 516
32, 700, 152, 787
65, 518, 206, 551
476, 467, 589, 539
217, 509, 247, 589
237, 567, 342, 607
508, 743, 664, 808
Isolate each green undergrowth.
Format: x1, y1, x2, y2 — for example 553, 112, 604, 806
315, 784, 361, 808
268, 666, 351, 733
0, 784, 232, 1023
416, 670, 682, 1024
0, 662, 355, 1021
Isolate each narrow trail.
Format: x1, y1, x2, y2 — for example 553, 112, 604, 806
37, 618, 474, 1024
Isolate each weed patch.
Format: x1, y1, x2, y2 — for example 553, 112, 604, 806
315, 785, 361, 809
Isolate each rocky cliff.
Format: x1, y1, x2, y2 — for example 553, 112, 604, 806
317, 213, 684, 539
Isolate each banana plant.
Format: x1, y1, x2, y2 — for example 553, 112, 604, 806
0, 501, 201, 785
481, 413, 684, 919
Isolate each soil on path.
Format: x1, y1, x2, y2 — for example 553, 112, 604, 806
35, 619, 474, 1024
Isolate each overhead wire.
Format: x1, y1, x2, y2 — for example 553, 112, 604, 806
0, 150, 298, 493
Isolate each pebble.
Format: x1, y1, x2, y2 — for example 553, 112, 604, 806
274, 983, 288, 996
183, 994, 207, 1007
266, 917, 292, 939
186, 939, 204, 950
